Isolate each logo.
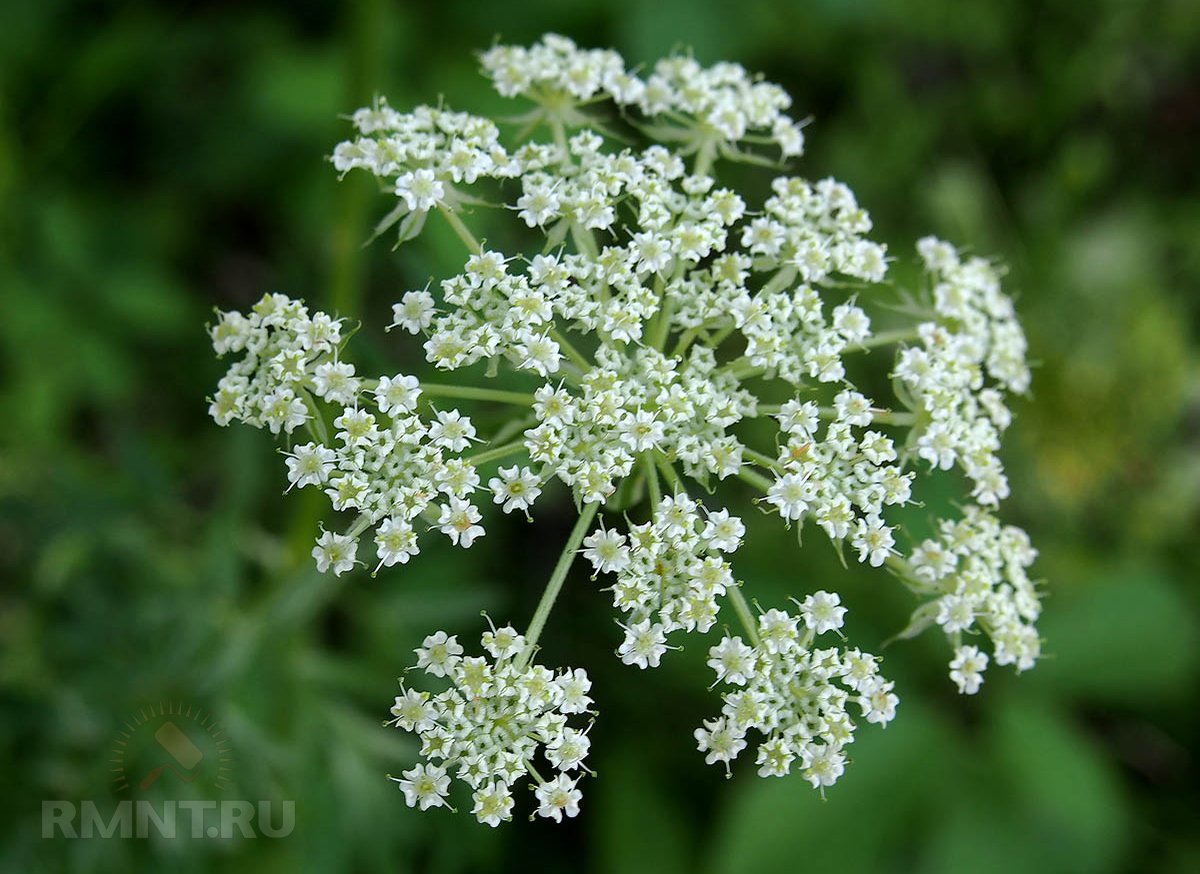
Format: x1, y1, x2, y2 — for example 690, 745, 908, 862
43, 701, 293, 840
111, 702, 233, 794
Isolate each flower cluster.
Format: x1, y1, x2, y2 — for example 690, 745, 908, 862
764, 392, 914, 565
697, 593, 897, 790
389, 624, 594, 825
480, 34, 806, 159
209, 294, 506, 565
898, 505, 1042, 693
583, 494, 743, 663
898, 238, 1031, 507
527, 345, 755, 504
207, 34, 1045, 825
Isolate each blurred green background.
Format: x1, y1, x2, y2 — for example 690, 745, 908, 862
2, 0, 1199, 871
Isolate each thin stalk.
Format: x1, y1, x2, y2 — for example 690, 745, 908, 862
654, 452, 684, 493
550, 327, 592, 372
693, 139, 717, 178
816, 406, 917, 427
736, 466, 774, 492
723, 359, 766, 381
519, 502, 599, 668
742, 446, 783, 472
728, 585, 761, 646
854, 328, 920, 350
643, 453, 662, 509
299, 388, 330, 445
420, 382, 534, 406
438, 204, 481, 253
465, 440, 527, 467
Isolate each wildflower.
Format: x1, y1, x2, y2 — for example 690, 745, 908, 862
209, 34, 1042, 824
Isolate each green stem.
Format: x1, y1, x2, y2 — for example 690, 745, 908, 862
438, 204, 481, 254
420, 382, 534, 406
816, 406, 917, 426
654, 452, 684, 493
465, 440, 527, 467
299, 387, 330, 445
550, 327, 592, 372
728, 585, 761, 646
724, 360, 766, 381
736, 466, 774, 492
742, 446, 783, 472
549, 117, 570, 159
671, 327, 701, 358
693, 138, 717, 178
643, 453, 662, 509
855, 328, 920, 350
707, 324, 737, 349
519, 502, 599, 668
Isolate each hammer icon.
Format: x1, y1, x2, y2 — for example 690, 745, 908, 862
138, 721, 204, 790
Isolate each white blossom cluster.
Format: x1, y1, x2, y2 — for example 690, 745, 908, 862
208, 292, 343, 434
901, 505, 1042, 693
764, 392, 914, 565
526, 345, 755, 503
480, 34, 806, 159
207, 34, 1046, 823
582, 494, 744, 663
697, 593, 897, 790
898, 237, 1032, 507
389, 624, 594, 826
209, 293, 505, 566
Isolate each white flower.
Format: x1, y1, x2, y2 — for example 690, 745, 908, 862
395, 763, 450, 810
694, 717, 747, 771
481, 624, 525, 660
471, 782, 514, 827
852, 514, 895, 567
534, 774, 582, 822
582, 528, 630, 574
949, 645, 989, 694
391, 289, 436, 334
285, 443, 336, 489
617, 619, 668, 669
436, 497, 484, 547
488, 466, 542, 514
767, 472, 814, 521
414, 631, 463, 678
374, 374, 421, 414
312, 530, 357, 576
390, 689, 436, 732
375, 517, 420, 569
800, 591, 846, 635
395, 169, 445, 212
708, 636, 755, 685
210, 34, 1043, 826
702, 509, 745, 553
428, 409, 476, 452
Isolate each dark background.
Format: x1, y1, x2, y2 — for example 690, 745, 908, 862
2, 0, 1198, 871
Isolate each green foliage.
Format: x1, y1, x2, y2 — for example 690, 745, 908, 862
2, 0, 1197, 871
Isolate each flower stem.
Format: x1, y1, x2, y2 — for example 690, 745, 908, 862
853, 328, 920, 350
520, 502, 600, 668
550, 327, 592, 372
815, 406, 917, 426
420, 382, 534, 406
465, 440, 527, 467
742, 446, 782, 472
736, 466, 774, 492
643, 453, 662, 509
438, 204, 481, 253
728, 584, 761, 646
654, 452, 684, 493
